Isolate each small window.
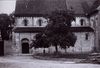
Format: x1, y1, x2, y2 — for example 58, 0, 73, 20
80, 19, 84, 26
23, 19, 28, 26
96, 17, 98, 20
85, 33, 89, 40
38, 19, 43, 26
70, 6, 73, 10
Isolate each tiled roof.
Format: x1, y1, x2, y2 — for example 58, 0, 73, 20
13, 27, 45, 33
15, 0, 98, 17
91, 0, 100, 10
66, 0, 97, 15
70, 27, 94, 32
13, 27, 94, 33
15, 0, 67, 17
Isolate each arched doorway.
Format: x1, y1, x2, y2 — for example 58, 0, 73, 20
21, 38, 29, 54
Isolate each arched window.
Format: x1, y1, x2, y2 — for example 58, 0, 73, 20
38, 19, 43, 26
80, 19, 84, 26
91, 19, 96, 27
23, 19, 28, 26
85, 33, 89, 40
70, 6, 73, 10
21, 38, 29, 43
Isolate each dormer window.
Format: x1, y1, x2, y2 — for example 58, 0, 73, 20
23, 19, 28, 26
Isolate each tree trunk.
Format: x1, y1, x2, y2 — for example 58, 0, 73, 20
65, 48, 67, 53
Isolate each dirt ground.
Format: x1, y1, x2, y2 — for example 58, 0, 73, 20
0, 55, 100, 68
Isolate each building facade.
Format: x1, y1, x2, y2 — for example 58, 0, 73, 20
12, 0, 99, 55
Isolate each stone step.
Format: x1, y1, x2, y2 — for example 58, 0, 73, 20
87, 53, 100, 63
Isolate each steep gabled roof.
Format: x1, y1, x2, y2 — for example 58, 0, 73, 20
15, 0, 98, 17
15, 0, 67, 17
91, 0, 100, 10
66, 0, 96, 15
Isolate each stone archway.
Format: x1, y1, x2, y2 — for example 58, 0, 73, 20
21, 38, 29, 54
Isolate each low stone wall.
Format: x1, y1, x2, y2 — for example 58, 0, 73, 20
4, 40, 13, 55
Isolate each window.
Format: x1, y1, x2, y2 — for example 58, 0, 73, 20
23, 19, 28, 26
91, 19, 96, 27
85, 33, 89, 40
38, 19, 43, 26
70, 6, 73, 10
80, 19, 84, 26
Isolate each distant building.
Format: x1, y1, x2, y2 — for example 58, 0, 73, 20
12, 0, 100, 55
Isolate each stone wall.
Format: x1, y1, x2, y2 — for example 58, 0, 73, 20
72, 17, 90, 27
90, 12, 99, 52
15, 17, 48, 27
15, 17, 92, 28
12, 32, 94, 54
96, 10, 100, 52
12, 32, 37, 54
12, 16, 95, 54
4, 40, 13, 55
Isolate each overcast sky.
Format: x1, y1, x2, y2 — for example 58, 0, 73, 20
0, 0, 16, 14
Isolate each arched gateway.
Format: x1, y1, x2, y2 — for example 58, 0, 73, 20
21, 38, 29, 54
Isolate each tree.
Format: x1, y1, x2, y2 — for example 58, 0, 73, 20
31, 33, 50, 54
0, 14, 14, 40
31, 10, 77, 54
9, 11, 15, 26
44, 10, 77, 53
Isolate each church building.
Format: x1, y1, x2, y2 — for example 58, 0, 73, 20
12, 0, 99, 55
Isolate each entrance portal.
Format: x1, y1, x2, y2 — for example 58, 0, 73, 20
22, 43, 29, 54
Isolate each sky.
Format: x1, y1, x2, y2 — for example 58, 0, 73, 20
0, 0, 16, 14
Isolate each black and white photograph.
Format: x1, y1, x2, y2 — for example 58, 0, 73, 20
0, 0, 100, 68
